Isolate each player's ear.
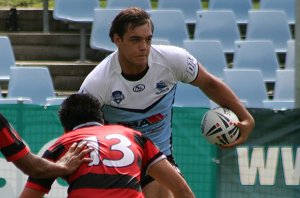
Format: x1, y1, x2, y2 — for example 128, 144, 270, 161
113, 33, 121, 45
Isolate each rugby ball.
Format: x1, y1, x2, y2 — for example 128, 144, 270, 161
201, 107, 240, 146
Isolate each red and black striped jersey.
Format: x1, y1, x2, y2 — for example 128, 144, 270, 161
25, 124, 165, 198
0, 113, 29, 162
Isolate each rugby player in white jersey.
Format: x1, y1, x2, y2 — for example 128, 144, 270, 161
80, 7, 255, 198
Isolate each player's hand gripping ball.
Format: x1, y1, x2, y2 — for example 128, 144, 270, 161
201, 107, 240, 146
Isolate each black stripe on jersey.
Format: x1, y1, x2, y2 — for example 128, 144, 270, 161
28, 176, 55, 190
43, 144, 66, 161
0, 113, 27, 158
107, 91, 169, 114
134, 133, 147, 168
133, 133, 147, 149
68, 173, 141, 192
0, 113, 11, 130
0, 137, 26, 158
144, 152, 164, 170
42, 144, 69, 180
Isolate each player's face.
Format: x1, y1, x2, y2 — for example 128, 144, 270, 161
115, 23, 152, 73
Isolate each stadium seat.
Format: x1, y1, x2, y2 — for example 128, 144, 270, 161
90, 8, 122, 52
147, 10, 190, 48
46, 97, 67, 106
232, 40, 280, 83
246, 10, 292, 54
285, 40, 295, 70
223, 69, 268, 108
260, 0, 295, 25
0, 36, 16, 82
194, 10, 241, 54
53, 0, 100, 62
174, 82, 211, 107
0, 80, 33, 104
106, 0, 152, 10
151, 39, 170, 45
263, 69, 295, 109
157, 0, 202, 25
208, 0, 252, 25
183, 39, 227, 79
7, 67, 56, 105
0, 98, 33, 104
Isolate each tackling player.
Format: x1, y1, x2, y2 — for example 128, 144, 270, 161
20, 93, 195, 198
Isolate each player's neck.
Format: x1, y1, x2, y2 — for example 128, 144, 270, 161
121, 66, 149, 81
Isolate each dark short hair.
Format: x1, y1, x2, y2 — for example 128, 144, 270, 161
59, 93, 104, 132
109, 7, 154, 42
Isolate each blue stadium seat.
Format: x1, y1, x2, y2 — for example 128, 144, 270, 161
53, 0, 99, 22
90, 8, 122, 52
223, 69, 268, 108
174, 82, 211, 107
208, 0, 253, 25
46, 97, 67, 106
0, 36, 16, 82
232, 40, 280, 83
246, 10, 292, 54
0, 78, 33, 104
0, 98, 33, 104
53, 0, 100, 62
157, 0, 202, 25
260, 0, 295, 25
151, 39, 170, 45
263, 69, 295, 109
183, 39, 227, 79
7, 67, 56, 105
285, 40, 295, 70
147, 9, 190, 48
194, 10, 241, 54
106, 0, 152, 10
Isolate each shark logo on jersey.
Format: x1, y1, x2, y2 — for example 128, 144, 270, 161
111, 90, 125, 105
155, 80, 169, 94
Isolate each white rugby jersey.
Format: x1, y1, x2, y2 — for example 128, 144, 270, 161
80, 45, 199, 156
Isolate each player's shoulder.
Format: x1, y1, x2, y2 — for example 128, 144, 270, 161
151, 44, 187, 55
95, 52, 118, 72
150, 45, 192, 71
85, 52, 118, 82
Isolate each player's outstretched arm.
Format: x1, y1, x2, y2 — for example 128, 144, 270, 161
148, 159, 195, 198
14, 142, 92, 178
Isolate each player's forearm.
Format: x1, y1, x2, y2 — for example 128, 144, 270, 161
19, 187, 44, 198
148, 159, 195, 198
14, 152, 67, 178
173, 188, 195, 198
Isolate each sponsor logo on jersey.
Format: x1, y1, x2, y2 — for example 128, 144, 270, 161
111, 90, 125, 105
118, 113, 166, 128
132, 84, 145, 92
155, 80, 169, 94
186, 56, 197, 76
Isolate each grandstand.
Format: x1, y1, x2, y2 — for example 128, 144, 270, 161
0, 0, 294, 99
